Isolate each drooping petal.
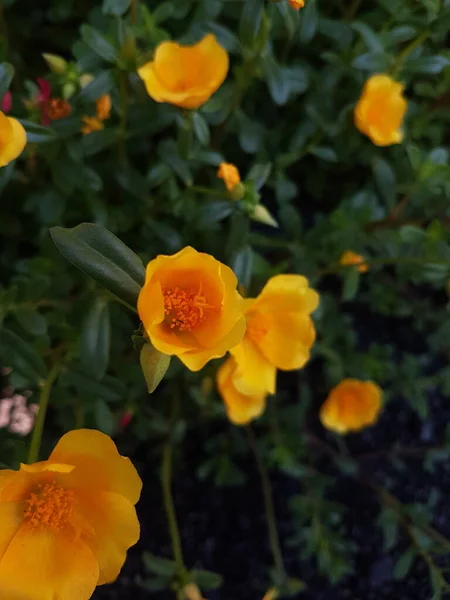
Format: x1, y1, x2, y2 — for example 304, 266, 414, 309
0, 526, 99, 600
259, 313, 316, 371
74, 489, 140, 585
49, 429, 142, 505
230, 337, 276, 395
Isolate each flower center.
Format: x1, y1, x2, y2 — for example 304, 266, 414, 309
246, 312, 269, 344
24, 480, 74, 531
163, 285, 213, 332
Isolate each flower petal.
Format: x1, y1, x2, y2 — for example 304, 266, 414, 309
0, 527, 99, 600
230, 337, 276, 395
49, 429, 142, 505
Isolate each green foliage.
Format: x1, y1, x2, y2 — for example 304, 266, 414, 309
0, 0, 450, 597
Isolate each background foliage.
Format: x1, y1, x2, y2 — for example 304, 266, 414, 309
1, 0, 450, 598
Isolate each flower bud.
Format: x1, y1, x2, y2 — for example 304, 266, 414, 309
42, 53, 68, 74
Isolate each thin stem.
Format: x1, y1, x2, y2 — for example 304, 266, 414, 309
247, 426, 286, 580
188, 185, 229, 199
162, 395, 188, 592
27, 363, 61, 463
392, 30, 430, 74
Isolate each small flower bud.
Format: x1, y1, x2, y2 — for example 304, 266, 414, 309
250, 204, 279, 228
42, 53, 68, 74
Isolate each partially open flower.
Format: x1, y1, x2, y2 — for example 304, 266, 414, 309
0, 429, 142, 600
0, 110, 26, 167
217, 162, 241, 192
354, 74, 407, 146
81, 94, 112, 135
230, 275, 319, 396
47, 98, 72, 121
217, 357, 267, 425
288, 0, 305, 9
320, 379, 382, 434
137, 34, 229, 110
138, 246, 246, 371
339, 251, 368, 273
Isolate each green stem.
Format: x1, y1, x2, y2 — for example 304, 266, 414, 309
27, 363, 61, 463
162, 396, 188, 592
247, 426, 286, 580
392, 30, 430, 75
188, 185, 229, 199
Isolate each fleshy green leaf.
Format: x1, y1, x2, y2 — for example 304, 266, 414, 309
140, 342, 171, 394
80, 298, 111, 380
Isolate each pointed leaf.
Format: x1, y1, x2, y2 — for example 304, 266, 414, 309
140, 342, 171, 394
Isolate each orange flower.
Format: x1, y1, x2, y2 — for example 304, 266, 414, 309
47, 98, 72, 121
137, 34, 229, 109
137, 246, 246, 372
0, 111, 26, 167
320, 379, 382, 434
217, 162, 241, 192
230, 275, 319, 396
339, 251, 368, 273
354, 74, 407, 146
217, 357, 267, 425
82, 94, 112, 135
288, 0, 305, 9
0, 429, 142, 600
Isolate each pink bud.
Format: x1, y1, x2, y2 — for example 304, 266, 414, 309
1, 92, 12, 113
120, 411, 133, 429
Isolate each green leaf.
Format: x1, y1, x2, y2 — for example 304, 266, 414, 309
80, 298, 111, 380
15, 308, 47, 336
0, 62, 14, 100
61, 369, 125, 403
140, 343, 171, 394
199, 201, 233, 226
352, 52, 391, 71
0, 328, 47, 385
352, 22, 384, 52
102, 0, 130, 16
239, 0, 264, 48
403, 55, 450, 75
143, 553, 176, 578
342, 268, 360, 302
191, 569, 223, 590
264, 57, 289, 105
20, 120, 58, 143
393, 548, 416, 580
77, 70, 114, 102
192, 112, 210, 146
94, 400, 115, 435
81, 25, 119, 63
310, 146, 338, 162
246, 162, 272, 191
373, 157, 396, 209
50, 223, 145, 309
232, 245, 253, 288
298, 0, 318, 44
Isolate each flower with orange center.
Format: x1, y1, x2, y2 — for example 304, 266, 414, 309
217, 162, 241, 192
82, 94, 112, 135
339, 250, 368, 273
320, 379, 382, 434
137, 246, 246, 372
288, 0, 305, 9
230, 275, 319, 397
0, 429, 142, 600
137, 34, 229, 110
0, 110, 26, 167
47, 98, 72, 121
217, 357, 267, 425
354, 74, 407, 146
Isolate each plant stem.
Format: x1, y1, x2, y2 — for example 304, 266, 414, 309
27, 363, 61, 463
392, 30, 430, 74
162, 395, 188, 592
130, 0, 139, 24
188, 185, 229, 199
247, 426, 286, 581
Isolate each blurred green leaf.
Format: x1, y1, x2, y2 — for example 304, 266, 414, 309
0, 329, 47, 385
81, 25, 119, 63
140, 342, 171, 394
393, 547, 416, 580
102, 0, 130, 16
80, 298, 111, 380
0, 62, 14, 100
191, 569, 223, 590
298, 0, 318, 44
239, 0, 264, 48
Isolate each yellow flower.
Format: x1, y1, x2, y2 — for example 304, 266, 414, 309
137, 34, 229, 110
0, 429, 142, 600
217, 162, 241, 192
354, 74, 407, 146
81, 94, 112, 135
137, 246, 246, 372
231, 275, 319, 396
217, 357, 267, 425
320, 379, 382, 434
288, 0, 305, 9
339, 250, 368, 273
0, 111, 26, 167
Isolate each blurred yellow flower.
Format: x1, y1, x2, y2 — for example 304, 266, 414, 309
137, 34, 229, 109
320, 379, 382, 434
217, 162, 241, 192
0, 111, 26, 167
0, 429, 142, 600
138, 246, 246, 372
288, 0, 305, 9
354, 74, 407, 146
231, 275, 319, 397
339, 250, 368, 273
217, 357, 267, 425
82, 94, 112, 135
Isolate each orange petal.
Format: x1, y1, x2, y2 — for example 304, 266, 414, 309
49, 429, 142, 505
0, 114, 26, 167
0, 526, 99, 600
230, 337, 276, 395
259, 313, 316, 371
75, 489, 140, 585
0, 501, 24, 559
